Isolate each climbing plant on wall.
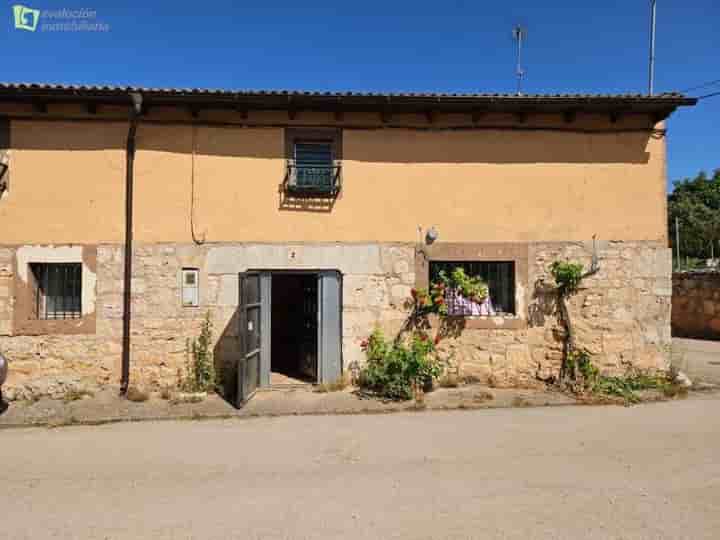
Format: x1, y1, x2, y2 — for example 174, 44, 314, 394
549, 257, 598, 389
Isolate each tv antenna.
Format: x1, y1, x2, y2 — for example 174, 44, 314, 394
512, 25, 527, 95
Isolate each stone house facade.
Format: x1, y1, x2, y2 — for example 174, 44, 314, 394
0, 83, 694, 403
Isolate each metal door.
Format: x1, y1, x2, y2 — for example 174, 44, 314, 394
300, 276, 318, 379
318, 271, 342, 384
237, 272, 262, 406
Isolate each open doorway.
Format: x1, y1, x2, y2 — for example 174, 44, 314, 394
235, 270, 342, 405
270, 273, 318, 385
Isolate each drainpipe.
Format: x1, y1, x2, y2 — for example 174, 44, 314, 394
120, 92, 143, 396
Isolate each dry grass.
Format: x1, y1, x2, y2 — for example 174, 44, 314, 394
62, 389, 94, 403
438, 374, 461, 388
511, 396, 532, 408
461, 374, 482, 385
170, 392, 206, 404
315, 375, 350, 393
126, 386, 150, 403
473, 390, 494, 403
159, 386, 173, 400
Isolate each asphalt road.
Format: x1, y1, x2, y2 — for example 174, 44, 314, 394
2, 396, 719, 540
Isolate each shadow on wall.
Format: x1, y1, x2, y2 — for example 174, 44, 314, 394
213, 306, 240, 406
10, 121, 654, 164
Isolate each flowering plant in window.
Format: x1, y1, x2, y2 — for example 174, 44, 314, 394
410, 285, 447, 315
438, 267, 489, 303
411, 267, 494, 317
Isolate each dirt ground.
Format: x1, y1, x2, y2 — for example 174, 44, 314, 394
0, 384, 578, 428
2, 394, 719, 540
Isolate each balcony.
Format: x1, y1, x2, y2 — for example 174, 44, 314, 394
283, 160, 342, 197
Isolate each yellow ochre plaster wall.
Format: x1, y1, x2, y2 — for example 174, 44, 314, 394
0, 114, 668, 245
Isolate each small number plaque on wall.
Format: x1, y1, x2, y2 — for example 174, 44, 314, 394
182, 268, 199, 307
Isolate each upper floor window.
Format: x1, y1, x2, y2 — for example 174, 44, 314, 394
30, 263, 82, 320
284, 129, 342, 196
429, 261, 516, 315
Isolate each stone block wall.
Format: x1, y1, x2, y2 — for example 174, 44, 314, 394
436, 241, 672, 387
0, 240, 671, 400
0, 243, 414, 400
672, 272, 720, 340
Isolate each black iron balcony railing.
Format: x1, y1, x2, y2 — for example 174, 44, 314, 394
284, 160, 342, 196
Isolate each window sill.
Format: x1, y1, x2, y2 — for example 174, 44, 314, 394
427, 313, 526, 330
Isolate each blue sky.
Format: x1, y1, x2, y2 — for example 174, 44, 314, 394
3, 0, 718, 189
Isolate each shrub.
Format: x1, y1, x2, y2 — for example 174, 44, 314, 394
181, 312, 216, 393
357, 328, 442, 400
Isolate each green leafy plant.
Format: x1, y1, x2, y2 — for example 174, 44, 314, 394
550, 261, 585, 294
547, 255, 597, 385
440, 267, 489, 302
563, 349, 683, 404
181, 311, 215, 393
358, 328, 442, 400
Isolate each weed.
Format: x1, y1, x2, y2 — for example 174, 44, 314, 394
180, 311, 215, 393
662, 383, 689, 399
587, 370, 687, 404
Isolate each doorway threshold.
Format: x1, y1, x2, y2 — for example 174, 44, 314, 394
267, 371, 316, 388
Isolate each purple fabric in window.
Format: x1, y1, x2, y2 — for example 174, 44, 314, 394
446, 290, 496, 316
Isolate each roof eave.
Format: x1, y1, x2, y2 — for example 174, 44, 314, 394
0, 85, 698, 116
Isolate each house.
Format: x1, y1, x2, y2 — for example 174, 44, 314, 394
0, 83, 696, 405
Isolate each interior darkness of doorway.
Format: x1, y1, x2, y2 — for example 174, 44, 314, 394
270, 273, 318, 385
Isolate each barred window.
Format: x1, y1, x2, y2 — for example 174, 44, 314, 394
294, 140, 334, 190
429, 261, 516, 315
30, 263, 82, 319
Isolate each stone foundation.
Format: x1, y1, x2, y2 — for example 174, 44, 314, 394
0, 241, 671, 400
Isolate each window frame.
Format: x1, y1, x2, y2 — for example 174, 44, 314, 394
429, 260, 516, 316
29, 262, 83, 320
414, 243, 529, 330
13, 246, 97, 336
284, 128, 343, 195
